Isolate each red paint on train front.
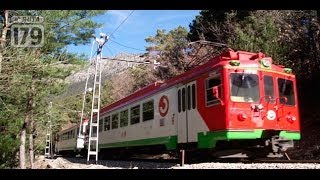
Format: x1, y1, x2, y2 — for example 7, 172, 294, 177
195, 50, 300, 133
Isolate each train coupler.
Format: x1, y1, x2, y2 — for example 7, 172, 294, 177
265, 136, 294, 153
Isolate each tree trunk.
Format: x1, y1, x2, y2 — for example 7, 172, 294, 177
19, 123, 26, 169
29, 120, 34, 169
20, 75, 35, 169
316, 10, 320, 62
0, 10, 9, 73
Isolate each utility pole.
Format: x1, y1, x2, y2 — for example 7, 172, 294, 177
76, 40, 95, 150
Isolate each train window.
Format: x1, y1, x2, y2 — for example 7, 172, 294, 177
99, 118, 103, 132
192, 84, 196, 109
263, 76, 275, 103
111, 113, 119, 129
230, 73, 260, 103
206, 76, 221, 106
182, 88, 186, 112
187, 86, 191, 110
143, 100, 154, 121
278, 78, 295, 105
104, 116, 110, 131
120, 109, 129, 127
178, 89, 181, 112
130, 105, 140, 124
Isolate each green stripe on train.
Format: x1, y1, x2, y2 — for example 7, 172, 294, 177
198, 130, 301, 149
99, 136, 178, 150
279, 131, 301, 140
97, 130, 300, 150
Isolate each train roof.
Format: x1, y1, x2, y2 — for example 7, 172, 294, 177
59, 119, 89, 133
98, 49, 292, 116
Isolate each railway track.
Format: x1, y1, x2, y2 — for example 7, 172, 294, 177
249, 159, 320, 164
60, 153, 320, 166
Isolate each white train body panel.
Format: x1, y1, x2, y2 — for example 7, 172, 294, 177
56, 81, 210, 152
98, 87, 178, 147
56, 126, 77, 152
97, 80, 209, 148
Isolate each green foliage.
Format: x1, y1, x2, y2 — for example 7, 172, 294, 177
0, 104, 21, 168
231, 11, 287, 65
145, 26, 189, 80
15, 10, 106, 54
0, 10, 105, 168
146, 26, 188, 53
101, 79, 114, 107
129, 65, 154, 91
188, 10, 251, 43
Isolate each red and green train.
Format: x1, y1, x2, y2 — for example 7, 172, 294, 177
56, 49, 300, 158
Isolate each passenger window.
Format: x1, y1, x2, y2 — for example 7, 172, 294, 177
99, 118, 103, 132
130, 105, 140, 124
206, 75, 221, 106
111, 113, 119, 129
192, 84, 196, 109
104, 116, 110, 131
182, 88, 186, 112
178, 89, 181, 113
187, 86, 191, 110
143, 100, 154, 121
120, 110, 129, 127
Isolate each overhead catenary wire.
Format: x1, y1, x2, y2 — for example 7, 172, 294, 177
109, 39, 146, 52
105, 46, 115, 57
110, 10, 135, 37
105, 10, 146, 54
102, 57, 151, 64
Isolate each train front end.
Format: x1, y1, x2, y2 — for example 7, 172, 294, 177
212, 51, 300, 157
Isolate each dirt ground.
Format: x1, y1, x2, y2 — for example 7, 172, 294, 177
34, 156, 115, 169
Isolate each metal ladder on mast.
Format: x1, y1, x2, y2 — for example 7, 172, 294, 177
44, 129, 51, 158
86, 33, 108, 164
45, 102, 53, 158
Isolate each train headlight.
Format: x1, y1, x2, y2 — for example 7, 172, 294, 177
284, 68, 293, 74
229, 60, 240, 66
286, 115, 296, 123
266, 110, 276, 120
238, 113, 248, 121
260, 58, 271, 68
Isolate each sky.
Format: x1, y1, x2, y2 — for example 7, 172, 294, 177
67, 10, 200, 58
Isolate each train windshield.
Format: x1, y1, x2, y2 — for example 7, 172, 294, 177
230, 73, 260, 102
278, 78, 295, 105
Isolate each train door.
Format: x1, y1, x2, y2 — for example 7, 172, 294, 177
177, 81, 197, 143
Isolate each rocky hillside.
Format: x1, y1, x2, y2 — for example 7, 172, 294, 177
61, 53, 148, 97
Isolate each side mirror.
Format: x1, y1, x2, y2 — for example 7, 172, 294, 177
212, 86, 219, 99
279, 96, 288, 104
212, 85, 224, 105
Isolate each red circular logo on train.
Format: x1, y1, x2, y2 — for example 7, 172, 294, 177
159, 95, 169, 117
